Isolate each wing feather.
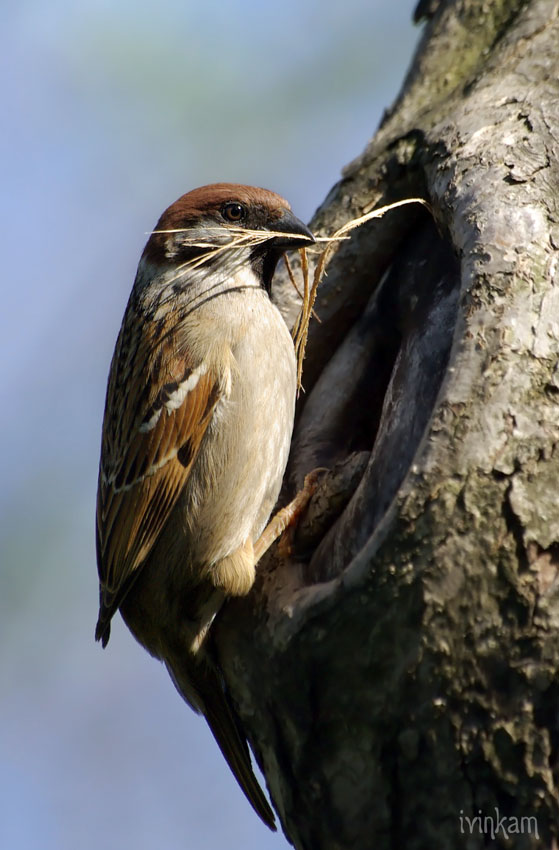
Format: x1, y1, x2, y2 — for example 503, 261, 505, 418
95, 308, 221, 642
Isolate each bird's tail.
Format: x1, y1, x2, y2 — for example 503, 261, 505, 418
165, 656, 276, 831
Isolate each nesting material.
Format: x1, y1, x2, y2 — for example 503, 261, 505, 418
289, 197, 431, 390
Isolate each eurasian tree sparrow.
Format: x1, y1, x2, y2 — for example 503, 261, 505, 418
95, 183, 315, 829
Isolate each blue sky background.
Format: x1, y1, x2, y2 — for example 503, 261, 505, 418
0, 2, 420, 847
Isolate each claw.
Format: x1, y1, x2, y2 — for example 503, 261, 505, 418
253, 468, 326, 563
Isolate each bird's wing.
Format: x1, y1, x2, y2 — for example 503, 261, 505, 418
95, 305, 221, 644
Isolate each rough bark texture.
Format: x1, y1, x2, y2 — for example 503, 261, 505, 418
216, 1, 559, 847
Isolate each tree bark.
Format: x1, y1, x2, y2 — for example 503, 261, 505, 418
216, 1, 559, 847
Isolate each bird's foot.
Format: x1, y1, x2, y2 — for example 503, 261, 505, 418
254, 469, 325, 562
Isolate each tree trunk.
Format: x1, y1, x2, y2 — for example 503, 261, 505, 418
216, 1, 559, 847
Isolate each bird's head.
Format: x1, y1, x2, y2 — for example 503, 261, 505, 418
140, 183, 315, 293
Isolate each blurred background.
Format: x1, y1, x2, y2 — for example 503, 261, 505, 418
0, 2, 421, 847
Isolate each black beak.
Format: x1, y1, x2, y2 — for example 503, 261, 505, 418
270, 209, 315, 248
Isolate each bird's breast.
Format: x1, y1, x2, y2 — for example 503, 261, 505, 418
183, 286, 297, 566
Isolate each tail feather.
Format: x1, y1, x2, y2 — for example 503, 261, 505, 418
168, 658, 276, 831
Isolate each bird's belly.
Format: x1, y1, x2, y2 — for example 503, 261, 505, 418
186, 304, 297, 567
121, 299, 296, 659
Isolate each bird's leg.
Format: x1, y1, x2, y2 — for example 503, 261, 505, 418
254, 469, 323, 563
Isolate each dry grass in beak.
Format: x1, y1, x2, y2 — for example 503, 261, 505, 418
288, 197, 432, 391
148, 226, 317, 285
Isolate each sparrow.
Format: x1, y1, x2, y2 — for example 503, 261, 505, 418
95, 183, 315, 830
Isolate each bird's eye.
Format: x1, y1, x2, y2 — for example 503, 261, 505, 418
222, 202, 246, 222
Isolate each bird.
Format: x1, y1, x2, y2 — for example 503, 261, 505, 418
95, 183, 315, 830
